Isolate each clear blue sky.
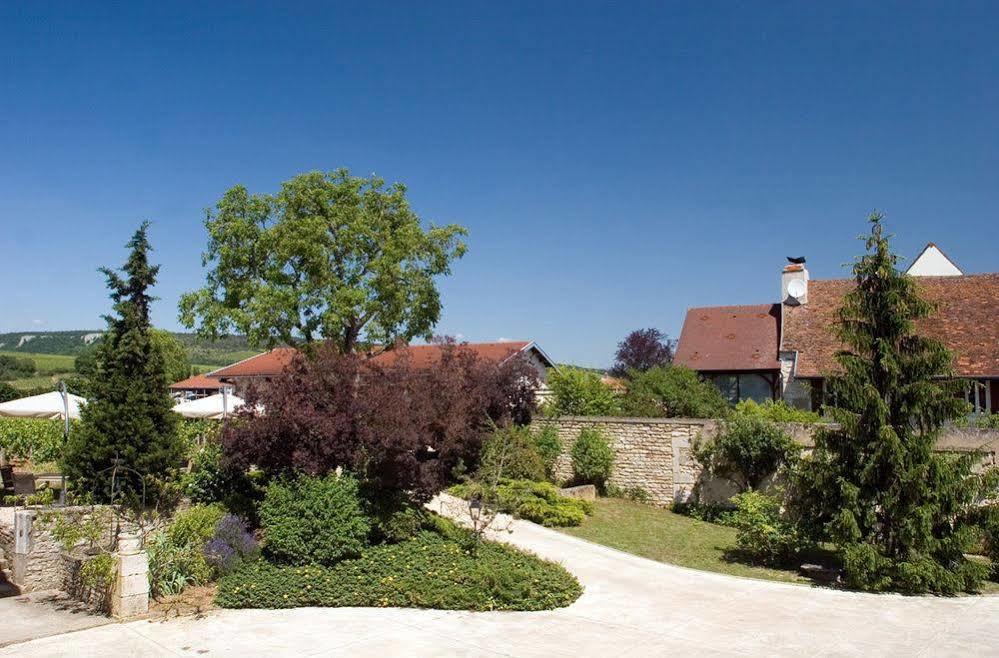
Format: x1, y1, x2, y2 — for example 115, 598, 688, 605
1, 2, 996, 367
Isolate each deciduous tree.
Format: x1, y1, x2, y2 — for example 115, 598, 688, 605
610, 328, 674, 377
179, 169, 468, 353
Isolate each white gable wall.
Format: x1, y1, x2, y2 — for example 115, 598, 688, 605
906, 244, 963, 277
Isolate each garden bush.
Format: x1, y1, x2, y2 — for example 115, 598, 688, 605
259, 473, 371, 566
223, 342, 539, 504
694, 415, 798, 492
450, 479, 593, 527
570, 428, 614, 490
148, 532, 213, 596
477, 425, 546, 482
532, 424, 562, 481
733, 399, 821, 424
544, 368, 620, 416
183, 439, 263, 522
730, 490, 809, 567
167, 504, 226, 549
204, 514, 260, 577
620, 366, 729, 418
216, 528, 581, 611
148, 504, 225, 596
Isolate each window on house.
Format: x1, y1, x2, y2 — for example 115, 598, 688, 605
964, 379, 989, 415
709, 373, 775, 405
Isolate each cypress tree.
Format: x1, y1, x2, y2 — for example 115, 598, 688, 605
793, 213, 994, 594
63, 223, 181, 503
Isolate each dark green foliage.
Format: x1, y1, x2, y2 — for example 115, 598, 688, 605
259, 474, 371, 566
62, 224, 183, 503
532, 424, 563, 481
791, 214, 995, 594
545, 368, 620, 416
730, 491, 810, 567
361, 489, 428, 544
478, 425, 547, 482
216, 528, 582, 611
183, 439, 263, 522
450, 479, 593, 527
694, 415, 798, 491
570, 428, 614, 489
620, 366, 730, 418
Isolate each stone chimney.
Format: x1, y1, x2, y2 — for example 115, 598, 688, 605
781, 260, 808, 306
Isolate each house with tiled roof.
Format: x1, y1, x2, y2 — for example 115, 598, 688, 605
169, 373, 224, 400
201, 340, 557, 399
674, 244, 999, 416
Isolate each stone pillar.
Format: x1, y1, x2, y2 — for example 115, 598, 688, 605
112, 532, 148, 619
11, 509, 33, 589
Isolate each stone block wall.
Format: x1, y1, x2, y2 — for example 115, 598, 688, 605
533, 416, 717, 506
10, 505, 114, 593
534, 416, 999, 508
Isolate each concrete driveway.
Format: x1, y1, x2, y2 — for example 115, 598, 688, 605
4, 497, 998, 656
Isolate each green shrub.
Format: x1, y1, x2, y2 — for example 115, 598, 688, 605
259, 473, 371, 566
216, 529, 581, 611
167, 504, 226, 549
545, 368, 620, 417
694, 415, 798, 491
570, 428, 614, 489
620, 366, 729, 418
147, 532, 213, 596
478, 425, 546, 482
606, 483, 651, 503
450, 479, 593, 527
734, 399, 822, 424
954, 413, 999, 430
182, 440, 263, 522
532, 424, 562, 481
730, 490, 808, 567
672, 501, 737, 526
0, 417, 68, 463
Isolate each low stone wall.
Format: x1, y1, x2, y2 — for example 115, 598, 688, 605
9, 505, 115, 593
534, 416, 999, 507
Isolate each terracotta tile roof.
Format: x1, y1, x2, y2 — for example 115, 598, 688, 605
207, 341, 546, 379
169, 374, 224, 390
782, 273, 999, 378
674, 304, 781, 372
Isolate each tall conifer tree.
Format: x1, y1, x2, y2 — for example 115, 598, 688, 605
794, 213, 993, 593
63, 223, 181, 502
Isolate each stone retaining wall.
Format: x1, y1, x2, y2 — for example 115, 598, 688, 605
9, 505, 115, 592
534, 416, 999, 507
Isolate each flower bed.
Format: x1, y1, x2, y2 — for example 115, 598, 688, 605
216, 529, 581, 611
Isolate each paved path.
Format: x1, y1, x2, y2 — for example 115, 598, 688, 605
4, 496, 999, 656
0, 590, 110, 648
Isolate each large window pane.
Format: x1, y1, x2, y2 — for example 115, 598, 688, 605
711, 374, 739, 405
738, 374, 772, 403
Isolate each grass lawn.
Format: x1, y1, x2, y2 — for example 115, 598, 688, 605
559, 498, 999, 594
559, 497, 820, 585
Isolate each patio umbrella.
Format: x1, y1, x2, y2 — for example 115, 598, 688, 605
0, 390, 86, 420
171, 392, 245, 420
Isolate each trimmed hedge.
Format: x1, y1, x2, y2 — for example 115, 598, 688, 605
216, 528, 581, 611
0, 417, 68, 463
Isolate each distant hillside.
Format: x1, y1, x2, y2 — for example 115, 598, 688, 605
0, 330, 260, 367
